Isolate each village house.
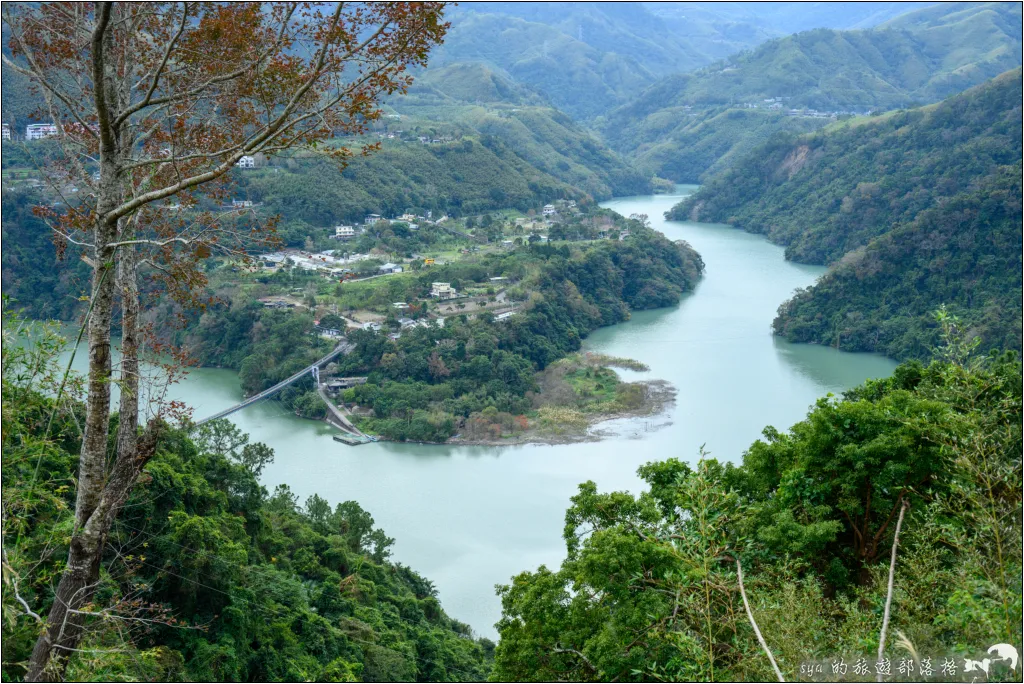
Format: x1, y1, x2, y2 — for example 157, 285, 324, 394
542, 204, 556, 216
235, 155, 256, 169
494, 311, 517, 322
317, 326, 344, 339
430, 282, 456, 299
392, 302, 410, 311
378, 262, 403, 274
364, 213, 382, 225
232, 199, 254, 208
334, 225, 357, 240
1, 123, 10, 140
25, 123, 58, 140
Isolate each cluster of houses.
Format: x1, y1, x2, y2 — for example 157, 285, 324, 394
333, 212, 434, 240
3, 123, 60, 141
258, 248, 410, 279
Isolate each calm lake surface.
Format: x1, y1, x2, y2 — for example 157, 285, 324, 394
66, 186, 898, 638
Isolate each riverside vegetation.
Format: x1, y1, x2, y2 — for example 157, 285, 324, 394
671, 69, 1022, 360
179, 214, 703, 443
492, 318, 1022, 681
5, 307, 1020, 681
2, 2, 1022, 681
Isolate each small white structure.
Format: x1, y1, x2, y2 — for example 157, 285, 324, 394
378, 262, 403, 274
235, 155, 256, 168
398, 213, 417, 222
430, 282, 456, 299
495, 311, 517, 322
25, 123, 58, 140
542, 204, 556, 216
232, 199, 254, 208
334, 225, 356, 240
1, 123, 10, 140
364, 213, 382, 225
392, 302, 410, 310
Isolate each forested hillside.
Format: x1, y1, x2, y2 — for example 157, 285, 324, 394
392, 62, 653, 199
603, 2, 1022, 181
495, 340, 1022, 681
670, 69, 1022, 359
774, 165, 1022, 360
2, 320, 495, 681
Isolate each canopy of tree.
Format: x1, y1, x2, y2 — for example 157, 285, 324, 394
2, 319, 495, 681
493, 338, 1022, 681
669, 69, 1022, 359
602, 2, 1022, 181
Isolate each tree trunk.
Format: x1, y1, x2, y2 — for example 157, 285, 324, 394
26, 229, 119, 681
74, 255, 116, 525
115, 242, 140, 461
25, 519, 108, 681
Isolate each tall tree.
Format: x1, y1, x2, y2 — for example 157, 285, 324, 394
1, 3, 448, 679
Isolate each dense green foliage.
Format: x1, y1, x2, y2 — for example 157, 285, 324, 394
1, 189, 91, 320
397, 64, 652, 199
2, 318, 494, 681
670, 69, 1022, 262
493, 336, 1023, 681
603, 2, 1022, 181
774, 168, 1022, 360
671, 70, 1022, 359
237, 139, 580, 229
185, 222, 703, 442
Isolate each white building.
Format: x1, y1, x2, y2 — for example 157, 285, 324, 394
334, 225, 356, 240
364, 213, 382, 225
235, 155, 256, 169
542, 204, 556, 216
378, 262, 403, 274
430, 282, 456, 299
25, 123, 58, 140
495, 311, 517, 322
232, 199, 254, 208
1, 124, 10, 140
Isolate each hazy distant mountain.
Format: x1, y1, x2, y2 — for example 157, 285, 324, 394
428, 2, 946, 119
647, 2, 938, 34
602, 1, 1022, 181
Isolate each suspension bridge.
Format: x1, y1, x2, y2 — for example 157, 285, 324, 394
193, 341, 354, 426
